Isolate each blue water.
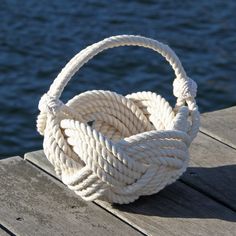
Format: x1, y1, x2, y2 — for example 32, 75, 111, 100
0, 0, 236, 158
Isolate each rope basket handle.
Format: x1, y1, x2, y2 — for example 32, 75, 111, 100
45, 35, 197, 110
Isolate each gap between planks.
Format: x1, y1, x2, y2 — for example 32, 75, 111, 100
0, 156, 144, 236
24, 150, 236, 236
200, 106, 236, 150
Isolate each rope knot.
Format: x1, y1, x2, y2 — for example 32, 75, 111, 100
173, 77, 197, 100
38, 93, 64, 115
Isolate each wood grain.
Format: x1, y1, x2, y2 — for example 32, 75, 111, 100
0, 156, 142, 236
200, 106, 236, 149
25, 150, 236, 236
183, 132, 236, 210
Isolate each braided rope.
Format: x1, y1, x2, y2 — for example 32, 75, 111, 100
36, 35, 200, 204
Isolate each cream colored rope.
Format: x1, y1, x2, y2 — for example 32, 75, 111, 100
37, 35, 200, 204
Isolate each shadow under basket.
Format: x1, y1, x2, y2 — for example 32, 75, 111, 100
37, 35, 200, 204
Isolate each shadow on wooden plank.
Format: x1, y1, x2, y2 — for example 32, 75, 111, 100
25, 150, 236, 236
186, 132, 236, 210
183, 165, 236, 211
109, 180, 235, 222
25, 150, 236, 223
25, 149, 236, 216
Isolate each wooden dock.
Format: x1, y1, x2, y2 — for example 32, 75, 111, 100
1, 106, 236, 236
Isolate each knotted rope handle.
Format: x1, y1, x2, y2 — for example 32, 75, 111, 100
45, 35, 197, 110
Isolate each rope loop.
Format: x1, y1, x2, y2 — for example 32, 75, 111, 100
46, 35, 197, 110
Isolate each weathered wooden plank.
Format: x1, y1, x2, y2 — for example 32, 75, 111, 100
0, 156, 142, 236
98, 183, 236, 236
200, 106, 236, 148
25, 150, 56, 178
27, 133, 236, 211
183, 132, 236, 210
24, 151, 236, 236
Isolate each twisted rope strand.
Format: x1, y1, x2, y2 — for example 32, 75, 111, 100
37, 35, 199, 204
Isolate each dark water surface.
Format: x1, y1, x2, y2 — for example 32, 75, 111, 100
0, 0, 236, 158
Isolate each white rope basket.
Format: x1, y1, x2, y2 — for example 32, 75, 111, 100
37, 35, 200, 204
